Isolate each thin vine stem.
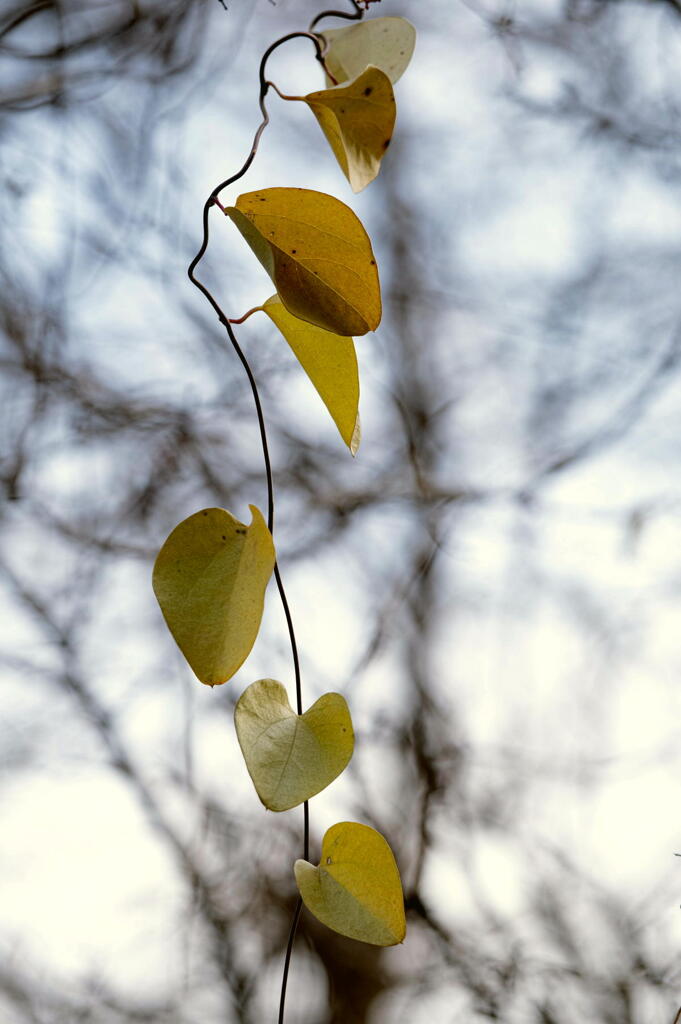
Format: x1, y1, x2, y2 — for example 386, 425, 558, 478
192, 231, 308, 1021
309, 0, 365, 33
186, 6, 368, 1019
277, 897, 303, 1024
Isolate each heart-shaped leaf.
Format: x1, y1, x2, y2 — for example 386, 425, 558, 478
225, 188, 381, 337
152, 505, 275, 686
295, 822, 406, 945
321, 17, 416, 87
262, 294, 360, 455
305, 66, 396, 193
235, 678, 354, 811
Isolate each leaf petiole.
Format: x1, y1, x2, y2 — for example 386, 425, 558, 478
267, 79, 305, 103
228, 305, 265, 325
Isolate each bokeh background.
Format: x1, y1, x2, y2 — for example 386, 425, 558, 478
3, 0, 681, 1020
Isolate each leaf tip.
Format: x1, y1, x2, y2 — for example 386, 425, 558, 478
349, 412, 361, 457
247, 504, 275, 553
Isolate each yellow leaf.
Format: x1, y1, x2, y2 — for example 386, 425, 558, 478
305, 66, 396, 193
294, 822, 406, 946
235, 679, 354, 811
321, 17, 416, 87
152, 506, 275, 686
225, 188, 381, 337
262, 294, 360, 454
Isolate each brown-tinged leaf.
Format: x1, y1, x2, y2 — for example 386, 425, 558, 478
225, 188, 381, 337
305, 66, 396, 193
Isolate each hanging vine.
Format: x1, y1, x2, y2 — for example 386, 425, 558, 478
151, 2, 416, 1018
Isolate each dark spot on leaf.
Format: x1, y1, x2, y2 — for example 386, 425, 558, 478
340, 107, 345, 113
383, 138, 391, 150
400, 50, 405, 55
236, 528, 246, 535
363, 86, 373, 96
203, 511, 208, 516
291, 249, 297, 254
259, 197, 266, 201
221, 535, 226, 541
370, 259, 375, 265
